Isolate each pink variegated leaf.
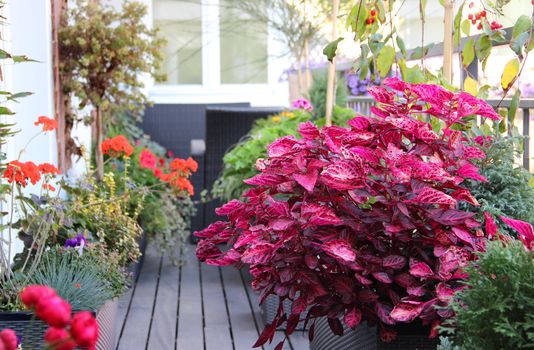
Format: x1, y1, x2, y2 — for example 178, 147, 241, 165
451, 227, 476, 247
463, 146, 486, 159
322, 240, 356, 262
500, 216, 534, 250
244, 173, 285, 186
451, 189, 479, 206
298, 121, 320, 140
348, 116, 370, 130
436, 283, 455, 302
457, 163, 488, 182
241, 243, 275, 264
390, 301, 424, 322
382, 255, 407, 270
343, 306, 362, 329
375, 303, 395, 325
409, 259, 434, 278
372, 272, 393, 284
267, 136, 297, 157
406, 187, 457, 206
293, 168, 318, 192
484, 212, 498, 239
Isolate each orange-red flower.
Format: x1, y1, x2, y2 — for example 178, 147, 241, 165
159, 172, 194, 195
139, 149, 157, 170
170, 157, 198, 174
39, 163, 61, 175
3, 160, 41, 186
101, 135, 134, 157
34, 116, 58, 132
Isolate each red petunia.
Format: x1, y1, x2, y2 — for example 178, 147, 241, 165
3, 160, 41, 186
101, 135, 134, 157
34, 116, 58, 132
139, 149, 157, 170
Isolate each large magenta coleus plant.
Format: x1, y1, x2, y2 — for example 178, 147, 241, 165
196, 78, 503, 347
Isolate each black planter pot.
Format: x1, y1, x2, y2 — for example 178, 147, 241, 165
0, 299, 119, 350
128, 231, 148, 282
310, 317, 437, 350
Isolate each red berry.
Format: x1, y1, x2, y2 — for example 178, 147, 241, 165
480, 10, 486, 17
370, 9, 377, 16
468, 14, 473, 20
475, 13, 481, 20
477, 23, 483, 30
471, 19, 477, 25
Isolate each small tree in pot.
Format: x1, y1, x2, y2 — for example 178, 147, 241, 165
196, 78, 504, 348
59, 0, 165, 179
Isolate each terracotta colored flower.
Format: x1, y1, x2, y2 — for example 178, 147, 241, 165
35, 295, 72, 328
185, 157, 198, 172
44, 327, 76, 350
139, 149, 157, 170
34, 116, 58, 132
70, 311, 99, 349
0, 329, 18, 350
160, 173, 194, 195
20, 285, 57, 309
39, 162, 61, 175
101, 135, 134, 157
3, 160, 41, 186
170, 157, 198, 174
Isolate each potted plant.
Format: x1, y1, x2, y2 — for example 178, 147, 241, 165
196, 78, 508, 349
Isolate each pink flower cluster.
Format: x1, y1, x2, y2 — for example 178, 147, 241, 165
291, 98, 314, 112
15, 285, 99, 350
196, 78, 510, 346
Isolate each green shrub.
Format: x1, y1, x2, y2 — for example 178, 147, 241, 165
308, 72, 347, 119
212, 106, 355, 201
464, 136, 534, 234
443, 240, 534, 349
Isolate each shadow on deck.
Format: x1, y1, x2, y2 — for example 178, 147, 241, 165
115, 243, 308, 350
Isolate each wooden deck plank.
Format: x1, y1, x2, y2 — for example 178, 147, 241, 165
221, 267, 262, 350
147, 248, 181, 350
176, 247, 204, 350
287, 331, 309, 350
201, 263, 234, 350
117, 244, 161, 350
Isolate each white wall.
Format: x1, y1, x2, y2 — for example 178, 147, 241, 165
2, 0, 56, 258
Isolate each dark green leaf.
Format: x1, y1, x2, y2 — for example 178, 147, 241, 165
512, 15, 531, 39
462, 38, 475, 67
323, 37, 344, 62
377, 45, 396, 78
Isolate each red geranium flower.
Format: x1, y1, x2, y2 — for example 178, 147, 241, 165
170, 157, 198, 174
20, 285, 57, 309
0, 329, 18, 350
70, 311, 99, 349
35, 295, 71, 328
34, 116, 58, 132
38, 163, 61, 175
159, 172, 194, 195
139, 149, 157, 170
44, 327, 76, 350
42, 183, 56, 192
3, 160, 41, 186
101, 135, 134, 157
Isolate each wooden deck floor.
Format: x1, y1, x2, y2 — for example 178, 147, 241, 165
115, 243, 308, 350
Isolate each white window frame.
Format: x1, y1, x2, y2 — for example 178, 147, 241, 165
149, 0, 290, 105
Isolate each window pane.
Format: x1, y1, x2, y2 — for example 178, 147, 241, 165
219, 0, 268, 84
154, 0, 202, 84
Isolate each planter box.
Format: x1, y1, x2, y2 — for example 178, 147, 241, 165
310, 317, 437, 350
0, 298, 119, 350
260, 295, 306, 331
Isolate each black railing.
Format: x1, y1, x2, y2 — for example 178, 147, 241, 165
346, 96, 534, 172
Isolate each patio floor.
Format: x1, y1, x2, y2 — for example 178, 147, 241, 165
115, 243, 309, 350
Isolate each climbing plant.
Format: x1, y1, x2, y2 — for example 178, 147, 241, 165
59, 0, 165, 178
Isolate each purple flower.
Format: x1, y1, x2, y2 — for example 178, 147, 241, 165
291, 98, 314, 111
65, 233, 87, 255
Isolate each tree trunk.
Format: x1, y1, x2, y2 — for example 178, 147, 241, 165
94, 107, 104, 180
325, 0, 340, 126
443, 0, 454, 84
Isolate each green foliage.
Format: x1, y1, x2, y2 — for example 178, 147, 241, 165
212, 106, 354, 201
62, 169, 144, 267
11, 247, 126, 311
309, 72, 347, 119
464, 136, 534, 235
59, 0, 165, 123
443, 241, 534, 350
437, 337, 461, 350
